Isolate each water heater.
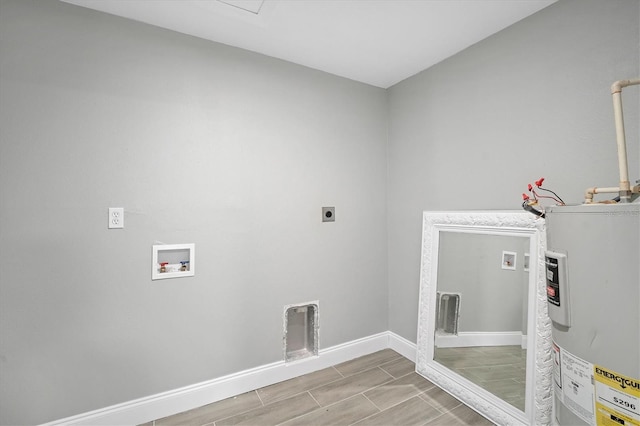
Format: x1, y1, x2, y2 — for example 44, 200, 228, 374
546, 203, 639, 426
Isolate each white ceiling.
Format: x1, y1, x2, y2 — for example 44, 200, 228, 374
61, 0, 556, 88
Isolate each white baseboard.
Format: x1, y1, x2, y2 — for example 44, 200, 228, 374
43, 331, 415, 426
387, 331, 417, 362
435, 331, 523, 348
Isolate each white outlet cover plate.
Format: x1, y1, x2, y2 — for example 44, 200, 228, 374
108, 207, 124, 229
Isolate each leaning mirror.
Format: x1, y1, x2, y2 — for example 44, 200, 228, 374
416, 211, 552, 426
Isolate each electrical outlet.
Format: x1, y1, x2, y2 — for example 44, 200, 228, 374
322, 207, 335, 222
108, 207, 124, 229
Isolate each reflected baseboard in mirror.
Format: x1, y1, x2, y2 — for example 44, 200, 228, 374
416, 211, 552, 426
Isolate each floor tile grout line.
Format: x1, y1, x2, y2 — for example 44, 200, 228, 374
200, 392, 267, 426
308, 371, 396, 410
367, 384, 437, 415
422, 410, 450, 426
376, 358, 412, 377
306, 390, 322, 408
281, 363, 399, 424
333, 353, 403, 378
264, 362, 397, 407
262, 357, 402, 405
418, 389, 462, 414
275, 392, 370, 426
341, 366, 424, 423
254, 389, 266, 406
332, 365, 345, 378
348, 396, 380, 426
218, 391, 321, 426
377, 365, 396, 380
272, 392, 322, 426
356, 366, 415, 401
380, 367, 419, 381
361, 392, 383, 412
260, 367, 372, 407
352, 392, 440, 426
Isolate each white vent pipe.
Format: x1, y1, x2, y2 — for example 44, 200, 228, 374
585, 78, 640, 203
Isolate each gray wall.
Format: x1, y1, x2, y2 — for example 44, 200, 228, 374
387, 0, 640, 342
437, 232, 529, 333
1, 0, 639, 424
0, 1, 388, 424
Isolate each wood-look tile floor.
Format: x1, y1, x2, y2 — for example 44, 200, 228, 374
434, 346, 526, 411
143, 349, 494, 426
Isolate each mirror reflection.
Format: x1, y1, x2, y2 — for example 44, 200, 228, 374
433, 231, 530, 411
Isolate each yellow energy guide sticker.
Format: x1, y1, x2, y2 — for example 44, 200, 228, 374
594, 365, 640, 426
